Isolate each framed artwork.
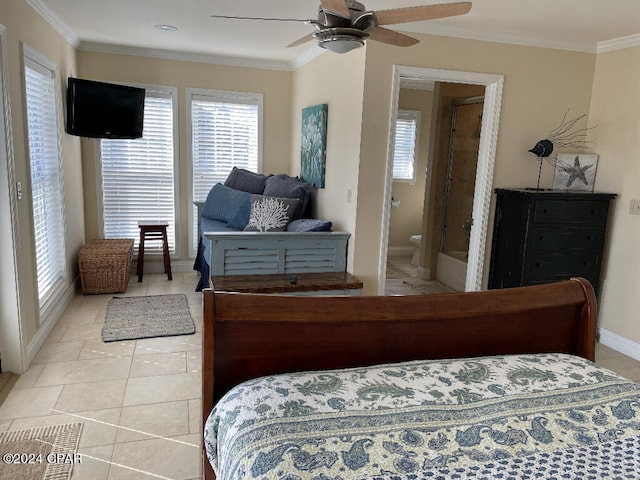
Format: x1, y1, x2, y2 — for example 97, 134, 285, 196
300, 104, 328, 188
553, 153, 599, 192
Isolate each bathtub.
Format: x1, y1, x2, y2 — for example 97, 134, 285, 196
436, 251, 467, 291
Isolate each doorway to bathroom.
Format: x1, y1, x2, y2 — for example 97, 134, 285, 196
381, 66, 503, 295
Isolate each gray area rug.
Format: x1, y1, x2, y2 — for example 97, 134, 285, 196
102, 294, 195, 342
0, 423, 83, 480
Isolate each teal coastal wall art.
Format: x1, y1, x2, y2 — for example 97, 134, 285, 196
300, 103, 328, 188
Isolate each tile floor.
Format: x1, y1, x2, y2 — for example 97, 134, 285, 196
0, 272, 203, 480
0, 269, 639, 479
385, 255, 457, 295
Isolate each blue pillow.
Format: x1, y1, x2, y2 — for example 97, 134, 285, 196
287, 219, 333, 232
201, 184, 251, 223
263, 175, 312, 220
223, 167, 268, 194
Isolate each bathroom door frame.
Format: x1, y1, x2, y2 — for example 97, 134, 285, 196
379, 65, 504, 293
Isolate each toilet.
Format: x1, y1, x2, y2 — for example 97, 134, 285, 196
409, 234, 421, 265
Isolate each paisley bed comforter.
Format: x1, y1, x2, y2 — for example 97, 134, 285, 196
204, 353, 640, 479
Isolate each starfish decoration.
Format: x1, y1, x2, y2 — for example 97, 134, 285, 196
558, 155, 593, 187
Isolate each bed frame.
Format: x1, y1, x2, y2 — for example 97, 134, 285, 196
201, 277, 597, 480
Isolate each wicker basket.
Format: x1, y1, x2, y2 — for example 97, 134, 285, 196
79, 239, 134, 294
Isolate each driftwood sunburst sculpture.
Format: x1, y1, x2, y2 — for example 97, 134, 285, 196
528, 110, 596, 189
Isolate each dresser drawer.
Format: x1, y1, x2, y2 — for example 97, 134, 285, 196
532, 200, 609, 225
526, 227, 605, 253
523, 252, 599, 283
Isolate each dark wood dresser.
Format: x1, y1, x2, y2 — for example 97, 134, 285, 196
488, 188, 616, 295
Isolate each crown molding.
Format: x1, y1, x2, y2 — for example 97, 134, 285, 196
26, 0, 80, 48
290, 46, 326, 70
78, 41, 315, 72
597, 33, 640, 54
406, 24, 597, 53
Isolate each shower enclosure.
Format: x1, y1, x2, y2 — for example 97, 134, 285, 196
436, 96, 484, 291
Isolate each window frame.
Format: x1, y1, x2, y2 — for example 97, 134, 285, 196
96, 83, 180, 257
186, 87, 263, 257
392, 109, 421, 184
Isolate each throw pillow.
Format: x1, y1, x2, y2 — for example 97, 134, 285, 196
201, 184, 251, 223
224, 167, 268, 194
286, 219, 333, 232
243, 195, 300, 232
263, 174, 312, 220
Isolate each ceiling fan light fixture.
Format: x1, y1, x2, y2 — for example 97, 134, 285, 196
317, 35, 364, 53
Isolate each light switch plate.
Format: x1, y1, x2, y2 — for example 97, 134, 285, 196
630, 199, 640, 215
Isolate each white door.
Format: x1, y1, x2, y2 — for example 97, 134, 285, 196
0, 25, 25, 374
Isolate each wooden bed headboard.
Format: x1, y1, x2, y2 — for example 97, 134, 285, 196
201, 277, 596, 479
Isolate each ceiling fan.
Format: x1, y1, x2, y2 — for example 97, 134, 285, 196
210, 1, 472, 54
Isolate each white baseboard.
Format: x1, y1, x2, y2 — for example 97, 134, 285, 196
598, 328, 640, 362
417, 266, 431, 280
387, 246, 413, 257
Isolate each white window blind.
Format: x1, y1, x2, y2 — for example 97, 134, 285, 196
100, 89, 177, 253
188, 89, 262, 254
393, 110, 421, 182
24, 47, 67, 314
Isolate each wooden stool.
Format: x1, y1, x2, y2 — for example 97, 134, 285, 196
137, 221, 172, 282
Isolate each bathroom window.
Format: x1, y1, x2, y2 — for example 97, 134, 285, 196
392, 109, 420, 182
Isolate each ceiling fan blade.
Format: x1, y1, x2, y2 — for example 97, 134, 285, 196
320, 0, 351, 18
286, 33, 316, 48
367, 27, 419, 47
210, 14, 306, 22
375, 2, 472, 26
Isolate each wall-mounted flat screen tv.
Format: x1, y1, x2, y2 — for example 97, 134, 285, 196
65, 77, 145, 139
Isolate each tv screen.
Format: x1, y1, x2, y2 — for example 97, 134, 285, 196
65, 77, 145, 139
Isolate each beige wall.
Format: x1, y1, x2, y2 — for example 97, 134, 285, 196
0, 0, 82, 370
77, 51, 293, 263
290, 49, 366, 271
353, 35, 596, 294
588, 45, 640, 345
388, 88, 432, 249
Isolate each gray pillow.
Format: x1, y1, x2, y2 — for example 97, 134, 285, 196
243, 195, 300, 232
263, 174, 312, 220
224, 167, 268, 194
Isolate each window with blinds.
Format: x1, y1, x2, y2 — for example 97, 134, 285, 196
188, 88, 262, 255
393, 110, 421, 182
100, 88, 178, 254
23, 46, 67, 317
